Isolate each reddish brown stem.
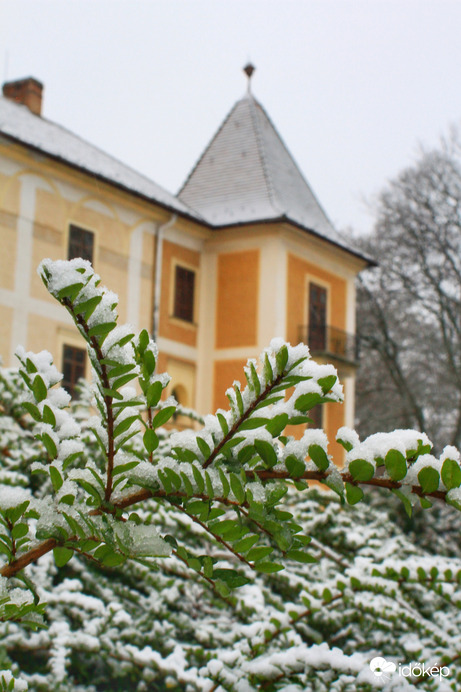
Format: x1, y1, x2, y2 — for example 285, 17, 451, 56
1, 538, 57, 578
62, 297, 115, 502
202, 370, 285, 469
0, 468, 449, 579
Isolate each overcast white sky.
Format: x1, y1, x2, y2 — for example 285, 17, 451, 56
2, 0, 461, 234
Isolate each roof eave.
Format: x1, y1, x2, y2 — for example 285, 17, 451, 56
209, 214, 376, 267
0, 131, 205, 226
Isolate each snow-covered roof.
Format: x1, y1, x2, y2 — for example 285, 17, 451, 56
179, 93, 348, 242
0, 96, 196, 218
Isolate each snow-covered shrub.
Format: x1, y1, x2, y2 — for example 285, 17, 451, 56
0, 258, 460, 690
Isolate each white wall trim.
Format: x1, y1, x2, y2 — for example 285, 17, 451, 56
127, 221, 158, 332
10, 175, 53, 361
156, 336, 198, 363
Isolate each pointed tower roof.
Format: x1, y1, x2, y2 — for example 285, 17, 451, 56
178, 68, 345, 249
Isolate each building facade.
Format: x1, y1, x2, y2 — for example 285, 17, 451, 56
0, 74, 369, 460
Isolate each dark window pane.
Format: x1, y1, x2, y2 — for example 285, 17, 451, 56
308, 403, 323, 429
62, 345, 86, 399
174, 266, 195, 323
68, 225, 94, 263
308, 283, 327, 351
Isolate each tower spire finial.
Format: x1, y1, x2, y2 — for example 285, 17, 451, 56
243, 63, 255, 93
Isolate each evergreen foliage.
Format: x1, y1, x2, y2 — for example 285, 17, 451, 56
0, 258, 460, 690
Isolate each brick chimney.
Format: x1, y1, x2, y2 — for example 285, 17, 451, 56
2, 77, 44, 116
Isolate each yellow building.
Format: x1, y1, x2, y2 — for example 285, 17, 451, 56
0, 72, 370, 458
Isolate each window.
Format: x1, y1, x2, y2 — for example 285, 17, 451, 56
308, 282, 327, 351
68, 225, 94, 263
308, 403, 323, 429
173, 265, 195, 323
62, 345, 86, 399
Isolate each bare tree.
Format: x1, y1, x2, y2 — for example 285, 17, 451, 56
355, 134, 461, 450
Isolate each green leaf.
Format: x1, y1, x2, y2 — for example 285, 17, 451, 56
286, 549, 317, 564
417, 466, 440, 494
146, 381, 163, 408
143, 349, 156, 375
385, 449, 407, 481
287, 415, 313, 426
308, 444, 329, 471
94, 545, 126, 567
32, 375, 47, 403
53, 546, 73, 567
143, 428, 159, 454
197, 437, 211, 458
41, 433, 58, 459
164, 468, 181, 490
217, 413, 229, 436
249, 362, 261, 397
138, 329, 149, 353
345, 482, 364, 505
59, 494, 75, 506
42, 404, 56, 426
218, 468, 230, 498
254, 440, 278, 468
349, 459, 374, 482
275, 345, 288, 373
391, 488, 412, 518
202, 556, 214, 579
247, 546, 273, 562
49, 466, 63, 491
186, 500, 209, 519
230, 473, 245, 503
192, 466, 205, 493
112, 373, 138, 390
158, 470, 172, 493
22, 402, 41, 421
212, 520, 240, 537
318, 375, 337, 394
233, 534, 259, 554
238, 445, 255, 465
6, 501, 30, 524
285, 455, 305, 478
417, 566, 426, 581
323, 587, 333, 603
294, 392, 322, 412
173, 447, 198, 463
238, 417, 269, 431
234, 385, 244, 416
267, 483, 288, 507
62, 512, 86, 539
152, 406, 176, 428
58, 282, 84, 300
112, 461, 139, 476
102, 387, 124, 400
76, 479, 103, 502
25, 357, 38, 373
441, 458, 461, 490
265, 414, 289, 437
263, 353, 273, 383
255, 561, 284, 574
213, 569, 250, 588
205, 471, 214, 499
336, 437, 353, 452
180, 472, 194, 497
11, 523, 28, 540
74, 295, 102, 319
88, 322, 117, 338
420, 496, 433, 509
113, 415, 139, 438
